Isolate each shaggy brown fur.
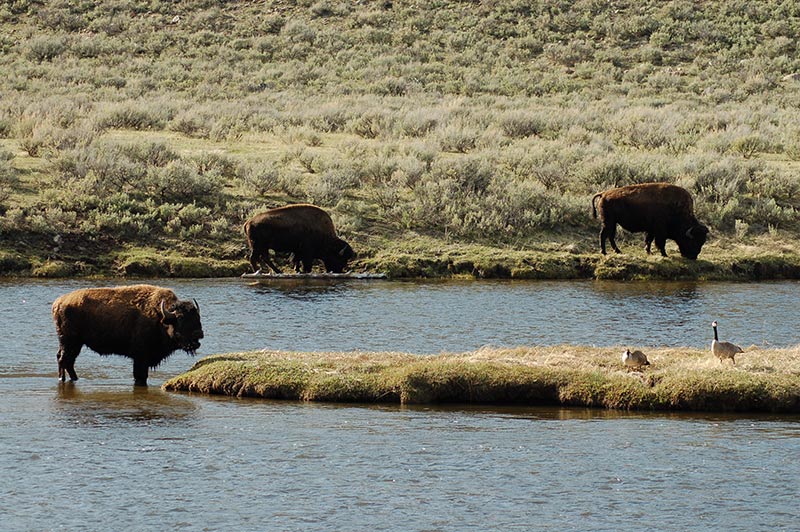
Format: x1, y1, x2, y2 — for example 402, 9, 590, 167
244, 204, 354, 274
52, 284, 203, 386
592, 183, 709, 259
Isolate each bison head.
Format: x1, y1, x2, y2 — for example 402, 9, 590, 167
676, 222, 709, 260
159, 299, 204, 354
324, 239, 355, 273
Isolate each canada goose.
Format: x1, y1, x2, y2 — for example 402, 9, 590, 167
622, 349, 650, 371
711, 320, 744, 365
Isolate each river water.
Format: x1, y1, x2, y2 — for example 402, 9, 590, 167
2, 278, 799, 531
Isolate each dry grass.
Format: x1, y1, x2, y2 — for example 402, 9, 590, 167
163, 345, 800, 412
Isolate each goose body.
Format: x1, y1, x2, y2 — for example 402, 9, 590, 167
622, 349, 650, 370
711, 321, 743, 365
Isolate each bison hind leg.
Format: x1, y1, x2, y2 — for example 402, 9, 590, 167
57, 343, 80, 382
291, 254, 303, 273
600, 224, 621, 255
654, 234, 668, 257
56, 349, 65, 381
262, 251, 283, 274
247, 248, 259, 273
645, 233, 653, 254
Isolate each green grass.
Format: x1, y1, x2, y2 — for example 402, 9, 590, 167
3, 1, 800, 279
163, 346, 800, 412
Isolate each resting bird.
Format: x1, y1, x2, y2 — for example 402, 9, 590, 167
711, 320, 744, 365
622, 349, 650, 371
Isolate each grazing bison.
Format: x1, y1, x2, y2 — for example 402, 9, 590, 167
244, 204, 355, 274
52, 284, 203, 386
592, 183, 709, 259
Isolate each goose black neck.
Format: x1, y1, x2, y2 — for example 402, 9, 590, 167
713, 324, 719, 341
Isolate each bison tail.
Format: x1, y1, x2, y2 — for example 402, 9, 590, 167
242, 220, 254, 252
591, 193, 602, 219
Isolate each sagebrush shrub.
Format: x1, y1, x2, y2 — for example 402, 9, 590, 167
238, 160, 281, 196
498, 111, 547, 139
0, 157, 15, 205
26, 35, 68, 62
145, 160, 224, 205
99, 104, 165, 130
348, 111, 392, 139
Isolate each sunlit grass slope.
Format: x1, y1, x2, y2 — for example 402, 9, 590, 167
2, 1, 800, 277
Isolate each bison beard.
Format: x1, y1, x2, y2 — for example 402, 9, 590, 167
592, 183, 709, 260
52, 284, 204, 386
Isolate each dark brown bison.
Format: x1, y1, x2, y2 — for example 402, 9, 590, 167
244, 204, 355, 274
52, 284, 203, 386
592, 183, 709, 259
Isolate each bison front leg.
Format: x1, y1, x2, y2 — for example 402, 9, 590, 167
133, 359, 149, 386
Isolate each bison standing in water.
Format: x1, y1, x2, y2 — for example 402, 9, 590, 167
52, 285, 203, 386
244, 204, 355, 274
592, 183, 709, 259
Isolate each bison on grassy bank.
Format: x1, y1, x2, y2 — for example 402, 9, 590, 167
52, 284, 203, 386
244, 204, 355, 274
592, 183, 709, 259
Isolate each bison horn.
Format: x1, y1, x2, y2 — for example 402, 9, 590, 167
193, 298, 200, 313
159, 299, 175, 319
686, 226, 694, 238
339, 245, 348, 256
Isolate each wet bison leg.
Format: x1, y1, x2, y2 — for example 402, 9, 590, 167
56, 341, 81, 382
133, 359, 149, 386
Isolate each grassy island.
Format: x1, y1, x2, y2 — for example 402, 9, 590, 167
3, 2, 800, 279
163, 346, 800, 413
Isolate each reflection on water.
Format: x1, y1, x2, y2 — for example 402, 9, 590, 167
386, 401, 800, 424
246, 279, 357, 300
591, 279, 702, 298
52, 382, 197, 427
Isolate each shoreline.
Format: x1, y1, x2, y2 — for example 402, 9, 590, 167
5, 245, 800, 281
162, 347, 800, 413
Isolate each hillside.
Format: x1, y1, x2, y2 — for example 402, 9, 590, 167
2, 0, 800, 278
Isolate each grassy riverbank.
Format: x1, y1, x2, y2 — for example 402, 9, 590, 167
5, 227, 800, 280
163, 346, 800, 413
3, 2, 800, 279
